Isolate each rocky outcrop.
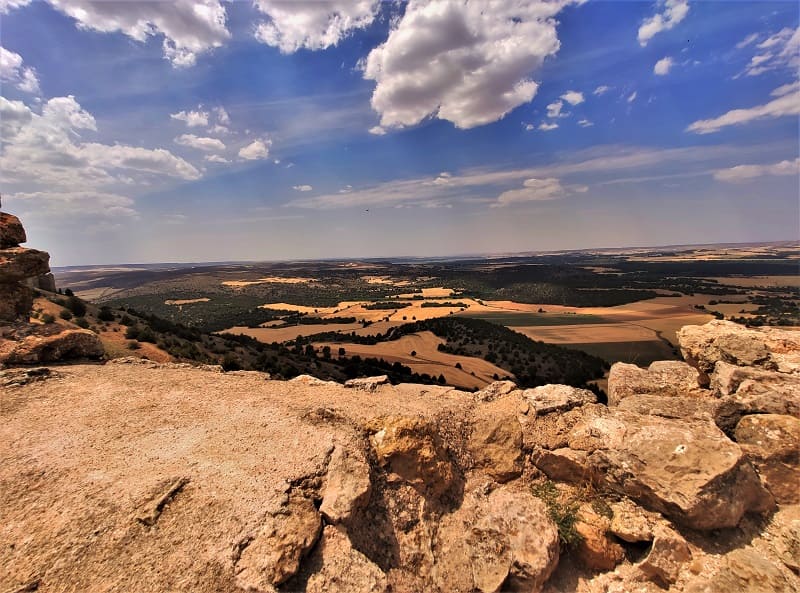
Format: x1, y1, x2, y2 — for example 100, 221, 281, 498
0, 212, 26, 247
608, 360, 705, 405
735, 414, 800, 504
524, 383, 596, 414
0, 327, 105, 364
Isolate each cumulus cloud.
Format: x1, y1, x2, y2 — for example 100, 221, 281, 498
653, 56, 673, 75
45, 0, 230, 67
546, 100, 565, 118
687, 86, 800, 134
292, 184, 313, 192
254, 0, 379, 53
239, 138, 272, 160
363, 0, 577, 130
0, 95, 200, 190
539, 122, 558, 131
0, 0, 30, 13
560, 90, 584, 105
493, 177, 587, 207
638, 0, 689, 46
170, 108, 210, 127
8, 190, 138, 220
174, 133, 225, 151
368, 125, 387, 135
593, 85, 611, 96
738, 27, 799, 77
713, 158, 799, 182
0, 46, 40, 93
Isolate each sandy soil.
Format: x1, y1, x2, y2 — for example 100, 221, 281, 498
222, 323, 364, 343
0, 363, 471, 592
396, 287, 457, 298
223, 276, 316, 288
514, 323, 657, 344
165, 298, 210, 305
313, 331, 510, 389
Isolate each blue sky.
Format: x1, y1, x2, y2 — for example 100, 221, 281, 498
1, 0, 798, 266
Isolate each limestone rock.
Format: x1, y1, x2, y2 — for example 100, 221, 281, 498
609, 498, 658, 543
766, 505, 800, 574
0, 328, 105, 365
25, 272, 56, 293
575, 505, 625, 572
608, 360, 705, 405
235, 494, 322, 589
532, 447, 592, 483
679, 320, 800, 379
305, 526, 388, 593
474, 380, 518, 402
617, 393, 716, 420
0, 212, 26, 247
685, 547, 797, 593
468, 406, 524, 482
0, 282, 33, 321
524, 384, 596, 415
638, 525, 692, 586
320, 445, 372, 524
735, 414, 800, 504
0, 247, 50, 281
345, 375, 389, 391
368, 415, 456, 500
434, 486, 559, 593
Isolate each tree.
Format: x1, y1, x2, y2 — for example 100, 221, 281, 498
322, 345, 331, 359
410, 350, 416, 357
65, 295, 86, 317
64, 288, 74, 297
454, 362, 462, 369
338, 347, 346, 356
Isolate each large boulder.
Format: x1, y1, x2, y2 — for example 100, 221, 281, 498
0, 247, 50, 281
433, 486, 559, 593
0, 212, 26, 247
235, 494, 322, 589
320, 445, 372, 524
0, 328, 105, 365
735, 414, 800, 504
678, 320, 800, 380
0, 282, 33, 321
608, 360, 705, 405
305, 526, 388, 593
524, 384, 596, 414
367, 415, 457, 501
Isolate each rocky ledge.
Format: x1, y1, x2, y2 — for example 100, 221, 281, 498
1, 320, 798, 593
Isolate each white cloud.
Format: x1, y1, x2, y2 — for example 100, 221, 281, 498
45, 0, 230, 67
0, 95, 200, 190
213, 106, 230, 125
0, 46, 40, 93
363, 0, 577, 130
653, 56, 673, 75
546, 100, 565, 118
205, 154, 229, 163
739, 27, 799, 77
8, 190, 138, 220
254, 0, 379, 53
771, 80, 800, 97
736, 33, 759, 49
239, 138, 272, 160
687, 86, 800, 134
638, 0, 689, 46
593, 85, 611, 96
525, 123, 535, 131
368, 125, 387, 135
494, 177, 586, 207
0, 0, 30, 14
577, 119, 593, 127
560, 90, 584, 105
713, 158, 799, 182
292, 184, 313, 192
627, 91, 638, 103
539, 122, 558, 131
170, 109, 209, 127
174, 133, 225, 151
209, 124, 230, 135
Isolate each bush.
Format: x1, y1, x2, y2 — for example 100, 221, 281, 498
41, 313, 55, 324
74, 317, 90, 329
221, 353, 242, 372
59, 309, 73, 320
97, 307, 115, 322
124, 326, 140, 340
127, 341, 141, 350
531, 481, 583, 550
65, 295, 86, 317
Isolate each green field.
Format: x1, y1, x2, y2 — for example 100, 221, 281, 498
458, 311, 607, 327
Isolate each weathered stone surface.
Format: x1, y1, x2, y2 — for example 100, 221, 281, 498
345, 375, 389, 391
0, 328, 105, 365
679, 320, 800, 379
609, 498, 658, 543
608, 360, 705, 405
0, 247, 50, 281
685, 547, 797, 593
568, 410, 773, 530
0, 282, 33, 321
638, 525, 692, 586
305, 526, 388, 593
532, 447, 592, 483
474, 380, 518, 403
434, 486, 559, 593
766, 505, 800, 574
575, 505, 625, 572
368, 415, 456, 500
712, 360, 800, 398
524, 384, 596, 414
320, 446, 372, 524
235, 494, 322, 589
617, 393, 716, 420
0, 212, 26, 247
468, 407, 523, 482
735, 414, 800, 504
24, 272, 56, 293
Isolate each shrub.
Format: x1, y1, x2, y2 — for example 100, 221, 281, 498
59, 309, 73, 320
221, 353, 242, 372
65, 295, 86, 317
74, 317, 90, 329
127, 341, 141, 350
125, 326, 140, 340
531, 481, 583, 550
41, 313, 55, 324
97, 307, 115, 322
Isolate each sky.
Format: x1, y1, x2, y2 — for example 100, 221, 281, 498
0, 0, 798, 266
